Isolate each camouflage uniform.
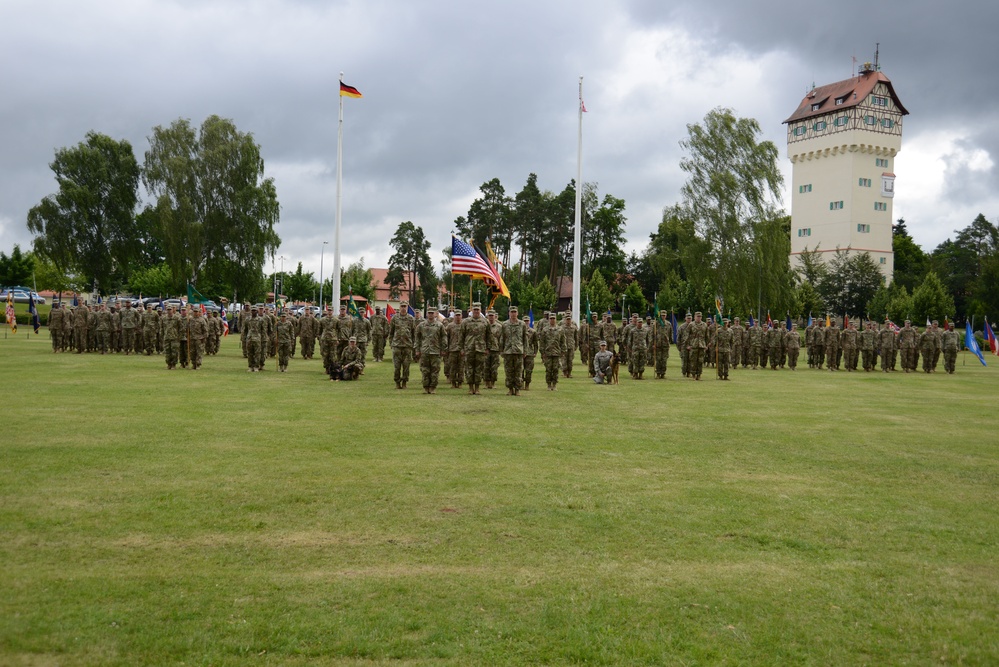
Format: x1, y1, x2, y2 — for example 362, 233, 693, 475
163, 308, 183, 369
370, 308, 389, 361
715, 321, 733, 379
485, 312, 503, 389
188, 312, 208, 370
879, 323, 897, 372
941, 325, 959, 373
539, 314, 566, 390
812, 324, 825, 369
685, 314, 708, 380
415, 309, 447, 393
785, 325, 801, 370
388, 302, 417, 389
523, 320, 538, 390
860, 323, 877, 371
245, 309, 263, 371
500, 308, 528, 395
840, 324, 858, 372
898, 322, 918, 372
629, 320, 649, 379
458, 305, 489, 394
446, 313, 464, 388
277, 315, 295, 372
919, 326, 938, 373
560, 313, 577, 377
824, 323, 841, 371
73, 304, 90, 353
48, 304, 64, 352
677, 315, 692, 376
299, 311, 317, 359
119, 304, 137, 354
354, 317, 371, 360
652, 317, 672, 379
338, 339, 365, 380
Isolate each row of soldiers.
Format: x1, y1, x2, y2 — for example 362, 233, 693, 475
46, 301, 224, 366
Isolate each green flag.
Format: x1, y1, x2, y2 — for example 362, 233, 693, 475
347, 288, 361, 319
187, 283, 210, 305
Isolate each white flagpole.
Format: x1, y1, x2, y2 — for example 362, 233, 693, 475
572, 76, 583, 326
333, 72, 345, 312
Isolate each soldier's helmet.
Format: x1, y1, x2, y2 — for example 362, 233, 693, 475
348, 336, 357, 342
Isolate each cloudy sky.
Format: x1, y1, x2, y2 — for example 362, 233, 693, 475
2, 0, 996, 281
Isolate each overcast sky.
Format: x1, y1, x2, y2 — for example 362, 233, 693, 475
2, 0, 996, 282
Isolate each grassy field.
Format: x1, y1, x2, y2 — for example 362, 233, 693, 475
2, 331, 997, 666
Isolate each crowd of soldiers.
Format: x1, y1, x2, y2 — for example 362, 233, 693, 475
46, 301, 224, 370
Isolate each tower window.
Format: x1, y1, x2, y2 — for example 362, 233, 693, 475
799, 184, 812, 193
834, 116, 848, 127
793, 126, 806, 137
857, 224, 871, 233
879, 257, 886, 264
798, 228, 812, 237
876, 158, 889, 168
872, 96, 889, 107
859, 178, 872, 187
813, 120, 827, 131
830, 201, 844, 210
881, 118, 894, 128
875, 202, 888, 211
864, 115, 877, 125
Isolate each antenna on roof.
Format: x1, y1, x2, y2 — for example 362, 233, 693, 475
852, 55, 857, 77
874, 43, 880, 71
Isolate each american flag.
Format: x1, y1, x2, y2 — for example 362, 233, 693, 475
451, 236, 498, 282
220, 304, 230, 336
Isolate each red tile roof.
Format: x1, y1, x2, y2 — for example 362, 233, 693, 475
784, 69, 908, 124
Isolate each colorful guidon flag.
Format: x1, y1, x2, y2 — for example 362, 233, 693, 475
220, 304, 230, 336
29, 292, 40, 334
984, 318, 999, 356
5, 291, 16, 334
451, 236, 500, 284
965, 322, 987, 366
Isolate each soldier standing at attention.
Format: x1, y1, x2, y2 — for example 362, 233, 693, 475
584, 312, 601, 377
458, 302, 489, 394
929, 320, 943, 372
678, 313, 693, 376
163, 305, 182, 369
805, 318, 816, 367
523, 315, 538, 391
414, 307, 447, 393
277, 311, 295, 372
860, 322, 877, 371
652, 312, 672, 379
728, 316, 743, 371
298, 309, 316, 359
354, 313, 371, 360
768, 322, 783, 370
485, 309, 503, 389
824, 321, 841, 371
539, 312, 565, 391
599, 313, 617, 365
142, 304, 159, 355
560, 311, 578, 378
95, 304, 111, 354
811, 321, 825, 369
686, 311, 708, 381
879, 321, 897, 372
189, 307, 209, 370
388, 300, 417, 389
445, 309, 464, 389
245, 307, 262, 372
334, 304, 352, 361
239, 303, 250, 357
370, 306, 389, 361
320, 308, 338, 375
898, 320, 917, 372
619, 314, 636, 375
919, 324, 937, 374
630, 317, 649, 380
715, 318, 733, 380
48, 302, 64, 352
73, 302, 90, 354
500, 306, 528, 395
785, 323, 801, 370
119, 301, 137, 354
840, 321, 858, 372
941, 322, 959, 374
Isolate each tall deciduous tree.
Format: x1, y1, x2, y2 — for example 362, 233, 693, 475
583, 193, 627, 280
819, 249, 884, 317
27, 132, 141, 291
456, 179, 513, 266
582, 268, 614, 317
911, 271, 955, 323
0, 245, 35, 287
891, 218, 928, 292
142, 115, 280, 299
678, 108, 784, 309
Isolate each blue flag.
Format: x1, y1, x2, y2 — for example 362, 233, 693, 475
29, 292, 41, 334
807, 313, 813, 327
748, 314, 756, 328
528, 307, 534, 328
966, 322, 987, 366
670, 311, 678, 343
786, 312, 792, 330
407, 304, 416, 317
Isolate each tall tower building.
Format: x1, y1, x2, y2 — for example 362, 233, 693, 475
784, 62, 908, 282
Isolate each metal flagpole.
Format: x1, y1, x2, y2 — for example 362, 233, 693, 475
333, 72, 345, 314
571, 76, 583, 327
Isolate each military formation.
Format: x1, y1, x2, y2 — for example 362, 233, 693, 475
47, 301, 224, 370
46, 298, 967, 383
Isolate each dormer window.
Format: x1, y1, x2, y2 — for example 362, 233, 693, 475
811, 103, 820, 111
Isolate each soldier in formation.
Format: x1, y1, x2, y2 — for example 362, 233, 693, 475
415, 307, 446, 393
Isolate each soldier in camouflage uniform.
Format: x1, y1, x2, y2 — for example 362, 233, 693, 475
499, 306, 528, 395
539, 312, 566, 390
277, 312, 295, 372
119, 301, 137, 354
188, 308, 208, 370
354, 314, 371, 360
840, 321, 858, 372
686, 312, 708, 380
652, 313, 672, 379
245, 307, 263, 372
73, 303, 90, 353
619, 314, 635, 373
337, 337, 364, 380
941, 322, 959, 374
484, 309, 503, 389
629, 317, 649, 379
812, 321, 825, 369
715, 319, 733, 380
48, 303, 64, 352
785, 323, 801, 370
919, 324, 938, 374
860, 322, 877, 371
898, 320, 917, 372
677, 313, 693, 376
930, 321, 942, 371
879, 321, 897, 372
320, 308, 339, 375
370, 306, 389, 361
163, 305, 182, 369
523, 316, 538, 390
805, 319, 816, 367
728, 317, 743, 370
560, 311, 578, 378
459, 302, 489, 394
584, 312, 601, 377
414, 307, 446, 393
824, 321, 841, 371
299, 309, 317, 359
389, 300, 417, 389
599, 313, 617, 365
445, 310, 464, 389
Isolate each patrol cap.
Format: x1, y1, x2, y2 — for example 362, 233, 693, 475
694, 311, 702, 316
509, 305, 518, 312
472, 302, 481, 309
400, 300, 409, 306
548, 312, 556, 319
348, 336, 357, 342
375, 306, 382, 312
427, 306, 437, 313
599, 340, 607, 346
339, 303, 347, 310
723, 318, 730, 323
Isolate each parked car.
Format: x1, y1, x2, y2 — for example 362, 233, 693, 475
1, 287, 45, 304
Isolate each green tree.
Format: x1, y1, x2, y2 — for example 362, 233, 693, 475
341, 259, 375, 303
582, 268, 614, 317
27, 132, 141, 291
0, 245, 36, 287
32, 255, 77, 295
819, 249, 884, 317
794, 280, 825, 320
583, 193, 627, 280
283, 262, 317, 303
142, 115, 280, 298
930, 213, 998, 317
891, 219, 928, 292
128, 262, 176, 297
621, 281, 647, 318
387, 221, 436, 305
677, 108, 784, 311
456, 179, 513, 266
911, 271, 955, 323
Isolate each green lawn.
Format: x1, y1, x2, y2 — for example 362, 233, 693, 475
2, 331, 997, 665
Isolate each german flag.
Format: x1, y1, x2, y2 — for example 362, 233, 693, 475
340, 81, 362, 98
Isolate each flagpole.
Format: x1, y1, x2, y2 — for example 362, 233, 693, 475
333, 72, 345, 315
571, 76, 583, 327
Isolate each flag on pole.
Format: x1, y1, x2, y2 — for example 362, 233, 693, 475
528, 307, 534, 328
451, 236, 500, 283
807, 313, 813, 327
187, 283, 210, 306
365, 303, 375, 319
984, 318, 999, 355
766, 310, 773, 329
407, 304, 416, 317
6, 291, 18, 334
482, 240, 511, 299
966, 322, 987, 366
748, 314, 756, 328
844, 314, 850, 330
220, 303, 230, 336
586, 295, 592, 322
29, 292, 40, 334
886, 319, 900, 333
826, 313, 831, 327
339, 81, 362, 98
347, 289, 361, 319
714, 296, 724, 324
386, 303, 396, 321
671, 311, 679, 343
786, 312, 793, 330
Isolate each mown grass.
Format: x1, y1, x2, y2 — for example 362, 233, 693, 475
2, 331, 997, 665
